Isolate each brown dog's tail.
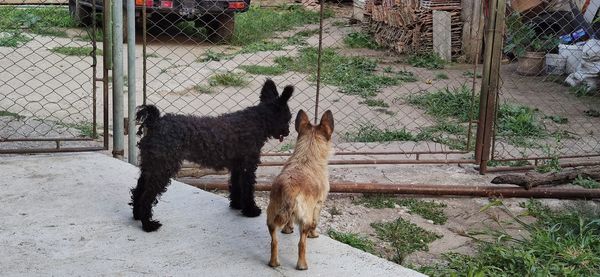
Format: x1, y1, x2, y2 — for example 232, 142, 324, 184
135, 105, 160, 136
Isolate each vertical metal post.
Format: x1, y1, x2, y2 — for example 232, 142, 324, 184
314, 1, 325, 124
112, 0, 125, 159
127, 0, 137, 165
475, 0, 505, 174
103, 0, 112, 150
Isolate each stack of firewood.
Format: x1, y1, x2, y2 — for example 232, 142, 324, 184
364, 0, 463, 57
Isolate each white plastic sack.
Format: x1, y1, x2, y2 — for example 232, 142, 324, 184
566, 39, 600, 90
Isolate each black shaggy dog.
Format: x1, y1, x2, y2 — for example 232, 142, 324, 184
131, 79, 294, 232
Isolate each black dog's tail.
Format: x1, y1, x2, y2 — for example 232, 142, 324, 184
136, 105, 160, 136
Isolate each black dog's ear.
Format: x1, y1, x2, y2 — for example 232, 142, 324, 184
278, 85, 294, 104
260, 79, 279, 102
295, 109, 310, 133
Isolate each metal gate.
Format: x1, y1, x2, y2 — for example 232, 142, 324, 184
0, 1, 107, 154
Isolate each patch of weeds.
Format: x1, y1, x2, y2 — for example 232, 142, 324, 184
570, 83, 594, 97
408, 85, 477, 122
286, 28, 319, 45
486, 159, 531, 167
415, 121, 470, 150
238, 40, 285, 54
78, 30, 103, 42
0, 32, 31, 47
193, 84, 215, 94
360, 98, 389, 108
208, 72, 248, 87
0, 6, 77, 30
434, 72, 448, 80
275, 48, 400, 98
353, 194, 397, 209
422, 200, 600, 276
344, 123, 416, 142
463, 71, 482, 78
383, 66, 393, 73
277, 142, 294, 152
572, 175, 600, 189
62, 122, 97, 138
239, 65, 287, 76
395, 71, 418, 82
232, 5, 333, 46
327, 229, 375, 253
0, 110, 25, 120
396, 199, 447, 225
535, 134, 562, 173
371, 218, 441, 264
332, 20, 347, 27
51, 46, 102, 56
407, 52, 446, 69
584, 109, 600, 117
375, 109, 396, 116
496, 103, 546, 140
344, 32, 380, 49
146, 52, 160, 58
197, 50, 232, 62
544, 115, 568, 124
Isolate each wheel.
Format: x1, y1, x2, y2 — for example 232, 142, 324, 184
69, 0, 93, 26
198, 12, 235, 43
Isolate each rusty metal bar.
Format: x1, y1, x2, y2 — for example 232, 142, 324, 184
1, 138, 95, 142
260, 150, 470, 157
180, 180, 600, 200
0, 147, 104, 154
92, 0, 98, 139
249, 159, 476, 167
491, 154, 600, 162
313, 0, 325, 124
103, 0, 111, 150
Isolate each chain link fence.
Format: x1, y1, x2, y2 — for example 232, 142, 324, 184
0, 1, 104, 153
136, 0, 483, 163
492, 0, 600, 168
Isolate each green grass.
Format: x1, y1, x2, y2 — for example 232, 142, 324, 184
463, 71, 482, 78
570, 84, 594, 97
420, 200, 600, 276
286, 28, 319, 45
545, 114, 568, 124
415, 121, 470, 150
487, 159, 531, 168
327, 229, 375, 253
343, 32, 380, 49
371, 218, 441, 264
209, 72, 248, 87
434, 73, 448, 80
197, 50, 233, 62
353, 194, 398, 209
239, 64, 287, 75
277, 142, 294, 152
408, 85, 547, 147
572, 175, 600, 189
193, 84, 215, 94
275, 48, 402, 98
344, 124, 416, 142
396, 199, 448, 225
407, 52, 446, 69
232, 5, 333, 46
0, 32, 31, 47
0, 110, 25, 120
79, 30, 104, 42
63, 122, 97, 138
50, 46, 102, 56
360, 99, 389, 108
0, 6, 77, 37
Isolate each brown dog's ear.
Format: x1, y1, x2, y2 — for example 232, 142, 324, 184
260, 79, 279, 102
318, 110, 334, 140
295, 110, 311, 133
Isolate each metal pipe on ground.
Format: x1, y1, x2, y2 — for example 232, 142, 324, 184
179, 179, 600, 200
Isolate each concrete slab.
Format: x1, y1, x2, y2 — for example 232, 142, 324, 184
0, 153, 424, 276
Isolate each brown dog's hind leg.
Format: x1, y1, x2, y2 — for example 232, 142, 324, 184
296, 224, 310, 270
268, 223, 280, 267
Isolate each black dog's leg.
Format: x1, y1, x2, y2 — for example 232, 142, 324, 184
135, 167, 177, 232
131, 174, 145, 220
229, 167, 243, 210
240, 165, 261, 217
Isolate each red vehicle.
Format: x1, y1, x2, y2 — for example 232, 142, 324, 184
69, 0, 250, 42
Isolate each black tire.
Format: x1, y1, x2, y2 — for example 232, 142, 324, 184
69, 0, 93, 26
198, 12, 235, 43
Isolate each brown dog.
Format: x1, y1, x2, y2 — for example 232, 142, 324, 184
266, 109, 334, 270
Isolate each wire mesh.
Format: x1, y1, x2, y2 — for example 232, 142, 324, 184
137, 0, 483, 162
492, 0, 600, 167
0, 1, 103, 152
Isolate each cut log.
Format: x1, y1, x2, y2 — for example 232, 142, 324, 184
491, 166, 600, 190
